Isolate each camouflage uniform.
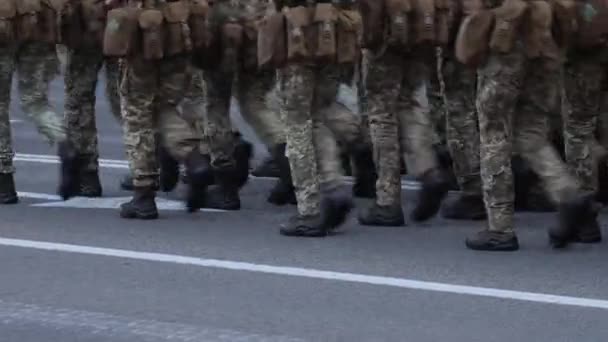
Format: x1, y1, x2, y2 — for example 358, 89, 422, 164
563, 52, 608, 193
360, 49, 448, 226
64, 47, 122, 174
466, 8, 599, 250
0, 42, 67, 174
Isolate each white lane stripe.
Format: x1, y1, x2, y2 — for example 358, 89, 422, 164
9, 119, 23, 123
17, 191, 62, 200
0, 300, 306, 342
13, 153, 422, 189
1, 237, 607, 311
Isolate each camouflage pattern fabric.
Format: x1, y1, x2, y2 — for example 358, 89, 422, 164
64, 46, 122, 171
477, 46, 579, 233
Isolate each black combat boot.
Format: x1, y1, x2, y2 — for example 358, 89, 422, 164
267, 143, 297, 206
279, 213, 329, 237
76, 155, 102, 197
120, 186, 158, 219
252, 156, 280, 178
320, 183, 354, 230
465, 230, 520, 252
434, 144, 459, 191
358, 203, 405, 227
549, 194, 600, 248
202, 168, 241, 210
441, 194, 487, 220
185, 151, 214, 212
233, 133, 253, 189
410, 168, 450, 222
350, 145, 377, 199
57, 141, 79, 200
158, 145, 180, 193
0, 173, 18, 204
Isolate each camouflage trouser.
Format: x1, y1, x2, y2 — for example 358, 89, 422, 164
366, 51, 438, 207
563, 54, 608, 192
0, 42, 66, 174
181, 67, 210, 155
279, 64, 359, 216
121, 55, 201, 188
443, 57, 481, 196
477, 46, 579, 233
64, 47, 121, 171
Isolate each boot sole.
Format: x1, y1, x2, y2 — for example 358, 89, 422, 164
279, 228, 329, 237
120, 211, 159, 220
465, 241, 520, 252
358, 217, 405, 227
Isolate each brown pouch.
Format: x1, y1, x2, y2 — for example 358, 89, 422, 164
139, 9, 164, 60
103, 7, 141, 57
220, 21, 243, 72
313, 3, 337, 63
455, 10, 494, 66
386, 0, 411, 48
0, 0, 17, 45
435, 0, 451, 45
80, 0, 106, 47
412, 0, 436, 45
336, 9, 362, 64
284, 6, 313, 63
40, 0, 71, 44
549, 0, 577, 47
16, 0, 42, 43
257, 11, 286, 69
359, 0, 385, 49
489, 0, 528, 53
524, 1, 559, 59
189, 0, 209, 50
242, 20, 258, 71
163, 0, 192, 56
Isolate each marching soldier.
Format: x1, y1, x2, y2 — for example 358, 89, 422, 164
0, 0, 77, 204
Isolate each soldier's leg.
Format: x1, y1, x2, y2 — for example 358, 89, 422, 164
203, 69, 243, 210
156, 56, 212, 212
518, 58, 601, 247
441, 59, 486, 220
397, 56, 449, 222
563, 57, 604, 193
278, 64, 325, 235
465, 51, 525, 252
64, 47, 104, 196
0, 45, 17, 204
17, 42, 77, 200
358, 52, 405, 226
119, 56, 160, 220
237, 70, 296, 205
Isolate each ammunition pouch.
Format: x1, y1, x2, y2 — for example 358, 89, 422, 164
242, 20, 258, 71
0, 0, 17, 45
257, 11, 286, 69
523, 1, 559, 59
549, 0, 577, 47
163, 0, 192, 56
336, 9, 362, 64
78, 0, 107, 48
313, 3, 337, 62
103, 7, 141, 57
284, 5, 313, 63
189, 0, 209, 51
455, 8, 494, 66
16, 0, 42, 43
139, 9, 164, 60
489, 0, 528, 53
359, 0, 384, 49
220, 21, 243, 72
385, 0, 411, 49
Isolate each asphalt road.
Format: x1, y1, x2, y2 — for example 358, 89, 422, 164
0, 72, 607, 342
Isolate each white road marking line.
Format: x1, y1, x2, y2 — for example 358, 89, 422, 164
0, 300, 306, 342
1, 237, 607, 311
17, 192, 62, 201
13, 153, 422, 190
9, 119, 23, 123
